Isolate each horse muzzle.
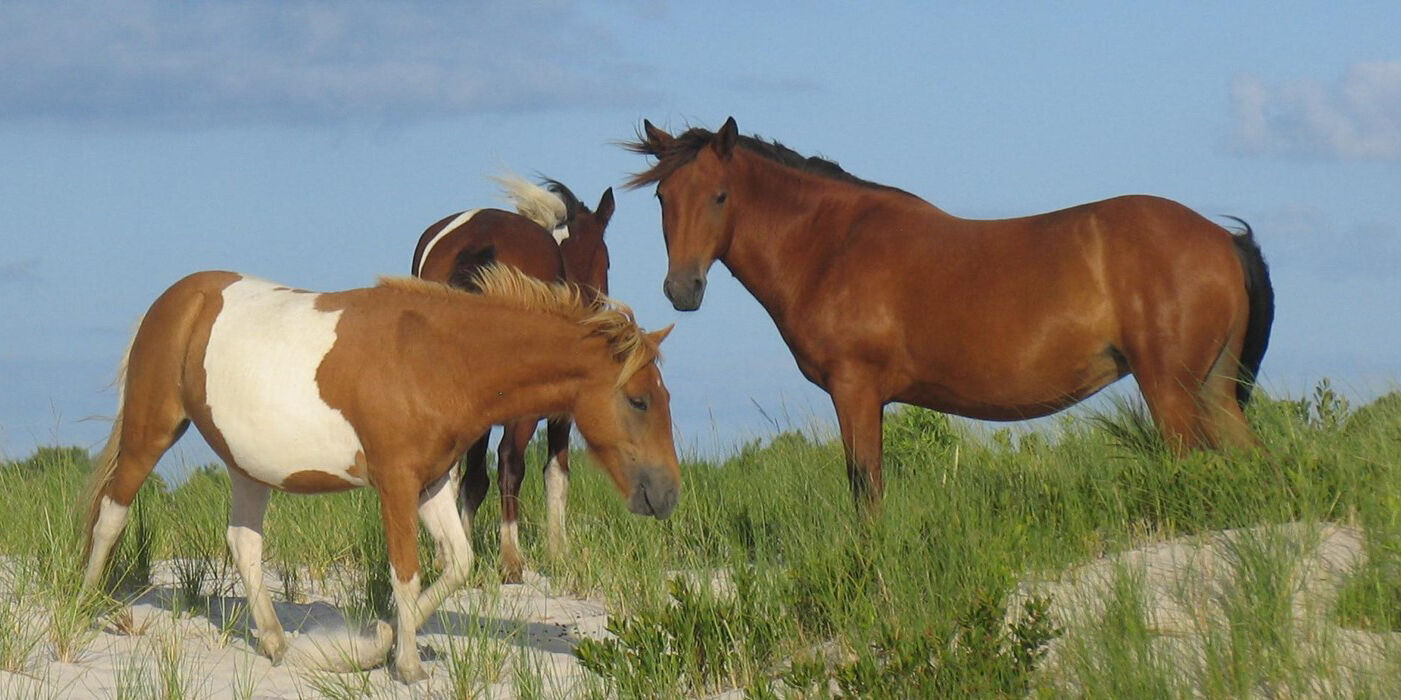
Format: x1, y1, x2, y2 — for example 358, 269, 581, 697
663, 272, 706, 311
627, 471, 679, 519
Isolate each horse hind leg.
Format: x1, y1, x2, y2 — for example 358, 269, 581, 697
496, 418, 535, 584
543, 417, 571, 562
1132, 366, 1210, 455
225, 470, 288, 662
1200, 344, 1263, 451
82, 314, 196, 588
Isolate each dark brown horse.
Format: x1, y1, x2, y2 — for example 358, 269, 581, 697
626, 117, 1274, 508
411, 175, 613, 581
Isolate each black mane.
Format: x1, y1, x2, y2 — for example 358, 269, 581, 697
625, 124, 910, 196
540, 177, 586, 221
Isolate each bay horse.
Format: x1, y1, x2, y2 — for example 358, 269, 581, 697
80, 265, 675, 682
411, 175, 613, 582
625, 117, 1273, 508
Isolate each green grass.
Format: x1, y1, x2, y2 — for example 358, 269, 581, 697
1, 380, 1400, 695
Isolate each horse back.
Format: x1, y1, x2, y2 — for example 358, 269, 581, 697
413, 208, 564, 288
789, 194, 1248, 414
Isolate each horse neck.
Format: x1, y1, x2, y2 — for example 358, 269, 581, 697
561, 235, 607, 289
723, 156, 862, 319
437, 312, 613, 431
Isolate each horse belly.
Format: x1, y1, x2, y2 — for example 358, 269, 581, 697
898, 327, 1126, 421
203, 279, 366, 490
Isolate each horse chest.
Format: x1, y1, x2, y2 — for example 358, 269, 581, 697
202, 279, 366, 489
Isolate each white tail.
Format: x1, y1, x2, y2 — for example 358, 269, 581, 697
492, 173, 567, 233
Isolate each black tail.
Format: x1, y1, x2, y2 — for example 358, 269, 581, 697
1224, 216, 1275, 407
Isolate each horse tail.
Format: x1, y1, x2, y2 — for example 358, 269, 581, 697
1225, 216, 1275, 407
493, 173, 568, 232
80, 313, 140, 562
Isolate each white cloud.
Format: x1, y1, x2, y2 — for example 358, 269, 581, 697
1232, 61, 1401, 161
0, 1, 657, 127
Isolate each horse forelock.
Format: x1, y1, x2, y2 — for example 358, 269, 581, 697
378, 267, 655, 384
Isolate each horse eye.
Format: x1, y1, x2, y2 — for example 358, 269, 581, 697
715, 191, 728, 205
628, 396, 649, 412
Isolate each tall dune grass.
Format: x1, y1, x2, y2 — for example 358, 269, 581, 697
0, 381, 1398, 695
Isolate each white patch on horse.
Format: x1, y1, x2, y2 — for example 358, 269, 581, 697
544, 455, 568, 558
205, 278, 364, 489
414, 209, 481, 276
501, 520, 520, 555
545, 456, 568, 529
83, 496, 130, 586
552, 223, 570, 244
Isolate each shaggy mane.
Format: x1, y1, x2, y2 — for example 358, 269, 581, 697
379, 266, 658, 384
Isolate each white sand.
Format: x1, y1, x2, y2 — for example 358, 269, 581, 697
0, 563, 611, 698
4, 521, 1390, 697
1012, 521, 1400, 694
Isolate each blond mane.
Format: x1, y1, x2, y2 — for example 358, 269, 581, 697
379, 266, 659, 384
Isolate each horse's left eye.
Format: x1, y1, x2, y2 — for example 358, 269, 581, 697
628, 396, 649, 412
715, 191, 728, 205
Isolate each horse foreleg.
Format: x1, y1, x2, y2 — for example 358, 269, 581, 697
412, 471, 475, 624
496, 419, 534, 583
544, 417, 572, 562
830, 379, 885, 510
379, 477, 428, 683
225, 470, 284, 663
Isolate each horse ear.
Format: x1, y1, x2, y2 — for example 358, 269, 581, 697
647, 323, 675, 346
712, 116, 738, 160
643, 120, 673, 150
595, 187, 615, 226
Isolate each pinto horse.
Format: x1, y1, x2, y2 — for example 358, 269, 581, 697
411, 175, 613, 582
80, 265, 675, 682
625, 117, 1273, 508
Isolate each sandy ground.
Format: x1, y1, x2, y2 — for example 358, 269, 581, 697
1, 521, 1393, 697
0, 563, 610, 698
1013, 521, 1401, 695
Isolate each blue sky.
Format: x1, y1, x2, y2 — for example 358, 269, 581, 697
1, 2, 1398, 471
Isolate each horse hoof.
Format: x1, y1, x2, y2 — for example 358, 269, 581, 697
395, 662, 429, 684
263, 640, 288, 666
373, 621, 394, 650
500, 561, 525, 584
